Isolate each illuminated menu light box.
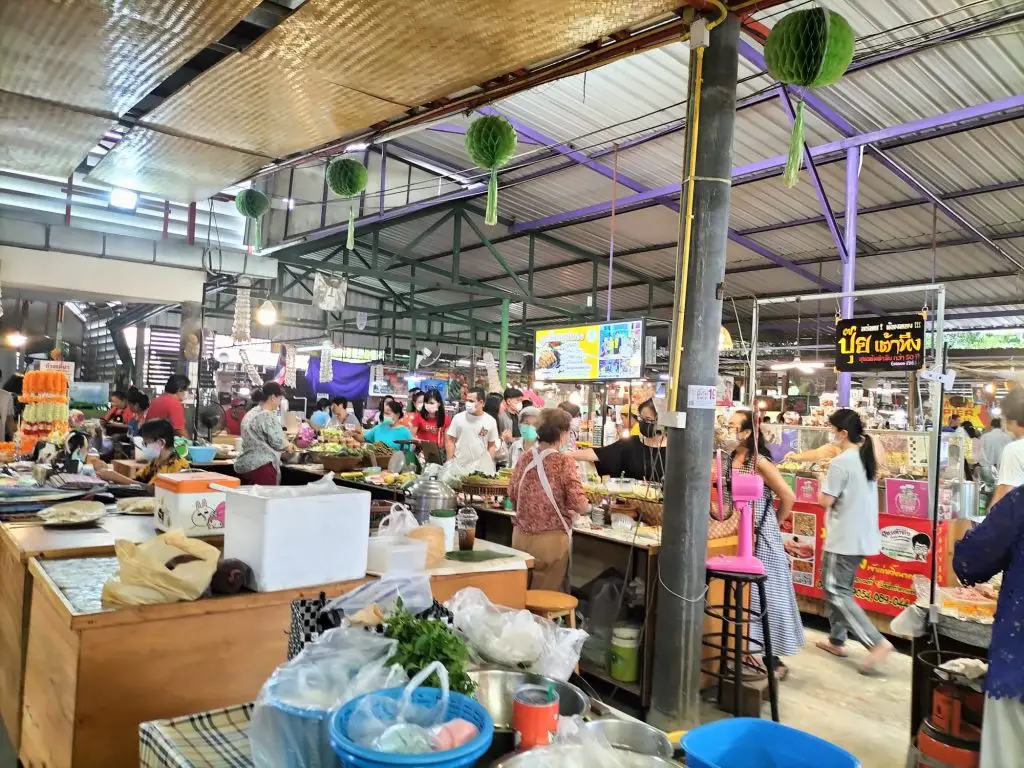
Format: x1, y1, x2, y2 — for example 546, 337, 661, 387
835, 314, 925, 372
534, 319, 645, 381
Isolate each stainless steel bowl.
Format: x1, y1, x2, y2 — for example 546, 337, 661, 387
468, 669, 589, 730
584, 718, 674, 758
492, 745, 678, 766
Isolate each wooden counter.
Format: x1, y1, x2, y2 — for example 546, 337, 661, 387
15, 535, 532, 766
0, 515, 216, 750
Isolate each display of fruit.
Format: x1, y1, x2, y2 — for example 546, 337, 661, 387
309, 443, 363, 457
364, 442, 393, 457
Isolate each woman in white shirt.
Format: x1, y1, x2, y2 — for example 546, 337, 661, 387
816, 408, 892, 672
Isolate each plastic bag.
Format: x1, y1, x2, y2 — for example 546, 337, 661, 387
447, 588, 588, 682
348, 661, 450, 751
101, 531, 219, 606
250, 626, 408, 768
891, 605, 928, 638
378, 503, 419, 537
322, 574, 433, 619
228, 472, 344, 499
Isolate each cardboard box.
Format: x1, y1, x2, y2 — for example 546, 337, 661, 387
111, 459, 147, 480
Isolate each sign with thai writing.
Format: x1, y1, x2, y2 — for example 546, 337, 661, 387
835, 314, 925, 372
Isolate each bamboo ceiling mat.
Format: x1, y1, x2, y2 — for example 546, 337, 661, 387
138, 0, 683, 158
86, 127, 271, 202
0, 91, 114, 178
0, 0, 260, 116
141, 54, 399, 158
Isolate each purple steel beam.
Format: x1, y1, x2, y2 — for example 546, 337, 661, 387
737, 179, 1024, 237
755, 306, 1024, 332
778, 86, 849, 262
739, 41, 1024, 273
838, 147, 861, 406
507, 92, 1024, 234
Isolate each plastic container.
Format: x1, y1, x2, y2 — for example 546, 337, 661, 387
609, 624, 642, 683
329, 687, 493, 768
682, 718, 860, 768
367, 536, 428, 574
153, 471, 240, 537
428, 510, 457, 552
259, 679, 341, 767
221, 483, 370, 591
187, 445, 218, 463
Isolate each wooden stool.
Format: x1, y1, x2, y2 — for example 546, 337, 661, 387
525, 590, 578, 628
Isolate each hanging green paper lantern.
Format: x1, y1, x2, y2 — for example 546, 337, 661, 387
235, 188, 271, 249
327, 158, 369, 249
765, 7, 855, 187
465, 116, 517, 225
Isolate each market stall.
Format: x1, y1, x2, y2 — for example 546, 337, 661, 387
764, 422, 976, 630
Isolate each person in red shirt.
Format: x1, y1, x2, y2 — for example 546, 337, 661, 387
223, 398, 247, 436
145, 373, 189, 436
411, 389, 450, 451
101, 390, 131, 426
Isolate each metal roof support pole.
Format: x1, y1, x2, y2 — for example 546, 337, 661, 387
650, 10, 740, 733
838, 147, 862, 407
499, 299, 509, 388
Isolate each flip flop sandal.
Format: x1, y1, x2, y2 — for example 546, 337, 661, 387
816, 639, 849, 658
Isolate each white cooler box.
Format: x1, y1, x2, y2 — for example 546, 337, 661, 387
153, 471, 241, 537
220, 480, 370, 591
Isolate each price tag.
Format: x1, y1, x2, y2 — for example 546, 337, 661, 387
687, 384, 717, 410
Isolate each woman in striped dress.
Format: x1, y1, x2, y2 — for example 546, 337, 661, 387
724, 410, 804, 679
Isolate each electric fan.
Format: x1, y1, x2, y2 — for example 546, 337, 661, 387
197, 403, 226, 443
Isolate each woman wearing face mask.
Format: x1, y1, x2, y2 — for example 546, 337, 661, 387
402, 390, 424, 430
412, 389, 450, 449
816, 408, 893, 671
98, 419, 190, 485
722, 409, 802, 680
568, 399, 667, 482
557, 402, 582, 449
359, 400, 414, 450
509, 408, 591, 591
233, 382, 297, 485
508, 406, 541, 468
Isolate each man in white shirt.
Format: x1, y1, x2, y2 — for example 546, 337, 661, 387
992, 389, 1024, 507
445, 387, 500, 475
981, 417, 1013, 473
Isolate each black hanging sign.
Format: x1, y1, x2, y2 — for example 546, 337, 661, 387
835, 314, 925, 372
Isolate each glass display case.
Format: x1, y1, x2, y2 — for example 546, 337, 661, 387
760, 424, 975, 521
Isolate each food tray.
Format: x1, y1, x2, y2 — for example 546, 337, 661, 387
321, 455, 364, 473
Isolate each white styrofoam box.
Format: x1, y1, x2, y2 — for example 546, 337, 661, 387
153, 471, 240, 537
222, 483, 370, 591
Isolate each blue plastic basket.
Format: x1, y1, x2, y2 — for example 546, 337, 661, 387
187, 445, 218, 462
260, 686, 341, 767
329, 686, 493, 768
682, 718, 860, 768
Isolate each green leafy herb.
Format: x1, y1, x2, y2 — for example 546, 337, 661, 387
384, 600, 475, 695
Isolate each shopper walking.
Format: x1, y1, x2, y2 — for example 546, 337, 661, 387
509, 408, 591, 591
723, 409, 802, 679
816, 408, 892, 672
991, 389, 1024, 507
954, 482, 1024, 767
234, 382, 296, 485
980, 417, 1012, 475
445, 388, 500, 475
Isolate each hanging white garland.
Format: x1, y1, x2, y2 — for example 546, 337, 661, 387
238, 349, 263, 387
284, 345, 296, 388
319, 339, 334, 383
232, 287, 252, 343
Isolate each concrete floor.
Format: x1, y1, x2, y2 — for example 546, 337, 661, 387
756, 625, 912, 767
0, 625, 913, 768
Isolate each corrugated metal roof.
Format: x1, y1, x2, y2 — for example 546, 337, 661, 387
256, 0, 1024, 342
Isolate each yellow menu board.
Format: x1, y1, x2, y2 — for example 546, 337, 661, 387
534, 320, 644, 381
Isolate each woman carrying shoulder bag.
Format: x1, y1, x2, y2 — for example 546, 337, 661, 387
816, 408, 892, 672
723, 409, 802, 680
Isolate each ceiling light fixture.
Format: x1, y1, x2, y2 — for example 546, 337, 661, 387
345, 142, 369, 152
109, 188, 138, 210
769, 298, 826, 374
5, 331, 27, 347
256, 299, 277, 326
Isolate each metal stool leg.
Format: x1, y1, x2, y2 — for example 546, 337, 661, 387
715, 576, 731, 709
731, 579, 745, 718
757, 579, 780, 722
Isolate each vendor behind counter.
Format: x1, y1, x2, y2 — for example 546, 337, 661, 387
97, 419, 190, 486
569, 398, 667, 482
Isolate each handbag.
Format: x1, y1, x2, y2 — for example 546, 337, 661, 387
708, 449, 740, 539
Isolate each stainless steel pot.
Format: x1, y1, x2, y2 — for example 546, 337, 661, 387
491, 745, 678, 767
404, 475, 456, 524
584, 718, 674, 758
468, 669, 589, 730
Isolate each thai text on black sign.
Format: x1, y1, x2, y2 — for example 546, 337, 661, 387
835, 314, 925, 371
